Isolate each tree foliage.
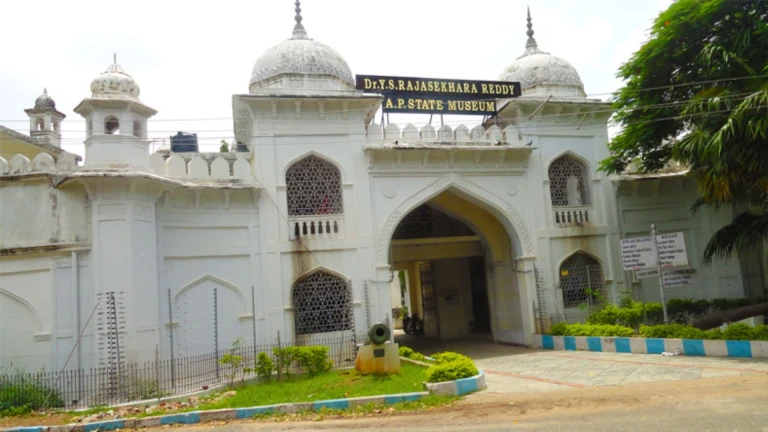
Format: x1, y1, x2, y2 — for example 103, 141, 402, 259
601, 0, 768, 263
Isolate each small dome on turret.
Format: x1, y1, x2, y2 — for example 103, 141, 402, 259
90, 54, 140, 99
34, 88, 56, 109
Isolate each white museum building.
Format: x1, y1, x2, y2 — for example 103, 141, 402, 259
1, 5, 765, 372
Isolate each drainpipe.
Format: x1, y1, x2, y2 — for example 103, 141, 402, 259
71, 251, 81, 370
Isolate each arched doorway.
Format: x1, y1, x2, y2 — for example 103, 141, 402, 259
381, 183, 534, 346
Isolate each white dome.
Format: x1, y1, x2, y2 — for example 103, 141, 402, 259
249, 37, 354, 90
248, 2, 354, 94
90, 55, 140, 99
34, 88, 56, 109
499, 10, 586, 99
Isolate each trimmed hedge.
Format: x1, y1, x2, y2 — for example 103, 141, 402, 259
588, 298, 767, 328
425, 351, 478, 383
550, 323, 634, 337
546, 322, 768, 341
399, 346, 426, 362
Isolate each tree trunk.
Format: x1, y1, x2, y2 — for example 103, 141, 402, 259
692, 302, 768, 330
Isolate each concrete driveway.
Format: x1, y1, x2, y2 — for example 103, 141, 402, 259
395, 333, 768, 393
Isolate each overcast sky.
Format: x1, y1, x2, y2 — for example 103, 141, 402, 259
0, 0, 671, 157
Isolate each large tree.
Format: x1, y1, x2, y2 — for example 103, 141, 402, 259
602, 0, 768, 264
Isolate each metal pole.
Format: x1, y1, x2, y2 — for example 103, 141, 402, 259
214, 288, 219, 378
651, 223, 669, 323
585, 265, 592, 315
276, 331, 282, 381
167, 289, 175, 388
251, 285, 257, 347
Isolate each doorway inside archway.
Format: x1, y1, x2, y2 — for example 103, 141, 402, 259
389, 189, 522, 342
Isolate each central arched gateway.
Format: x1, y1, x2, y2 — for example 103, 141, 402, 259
377, 175, 536, 346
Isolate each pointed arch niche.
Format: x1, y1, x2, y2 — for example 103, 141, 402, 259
291, 267, 353, 336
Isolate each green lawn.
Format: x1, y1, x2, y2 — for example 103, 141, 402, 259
198, 363, 427, 410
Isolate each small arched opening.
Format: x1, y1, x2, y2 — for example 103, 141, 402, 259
549, 154, 590, 207
104, 116, 120, 135
292, 270, 353, 336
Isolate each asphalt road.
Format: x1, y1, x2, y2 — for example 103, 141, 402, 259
142, 374, 768, 432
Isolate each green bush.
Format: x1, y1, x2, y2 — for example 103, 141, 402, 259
431, 352, 471, 365
399, 346, 426, 362
272, 346, 297, 377
425, 359, 479, 383
638, 324, 768, 341
589, 301, 664, 328
0, 377, 64, 416
549, 322, 567, 336
723, 323, 759, 341
553, 323, 635, 337
291, 346, 332, 376
256, 352, 274, 380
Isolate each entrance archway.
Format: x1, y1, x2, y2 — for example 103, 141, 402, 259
379, 176, 535, 346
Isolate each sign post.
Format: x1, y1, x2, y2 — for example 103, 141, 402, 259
650, 224, 669, 323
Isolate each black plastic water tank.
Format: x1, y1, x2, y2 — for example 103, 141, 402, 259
170, 132, 199, 153
236, 141, 249, 152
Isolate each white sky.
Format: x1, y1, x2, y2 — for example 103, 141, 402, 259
0, 0, 672, 157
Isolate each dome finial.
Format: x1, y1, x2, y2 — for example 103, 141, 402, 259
519, 6, 548, 58
292, 0, 308, 39
43, 88, 48, 96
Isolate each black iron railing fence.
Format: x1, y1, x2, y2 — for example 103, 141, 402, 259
0, 334, 364, 411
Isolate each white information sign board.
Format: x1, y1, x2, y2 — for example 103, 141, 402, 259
620, 236, 657, 270
656, 232, 689, 268
635, 268, 658, 279
662, 269, 698, 287
635, 268, 698, 286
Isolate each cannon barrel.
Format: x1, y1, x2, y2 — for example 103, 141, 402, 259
368, 323, 391, 345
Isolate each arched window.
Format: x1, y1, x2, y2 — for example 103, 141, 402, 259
35, 118, 45, 131
559, 253, 603, 308
286, 155, 343, 216
133, 120, 143, 138
292, 271, 352, 335
549, 155, 590, 206
104, 116, 120, 135
52, 121, 60, 133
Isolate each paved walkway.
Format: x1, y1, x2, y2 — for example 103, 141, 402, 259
395, 333, 768, 393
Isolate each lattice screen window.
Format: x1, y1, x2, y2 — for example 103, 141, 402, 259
293, 271, 352, 335
393, 204, 475, 240
549, 155, 590, 206
286, 156, 343, 216
559, 253, 603, 308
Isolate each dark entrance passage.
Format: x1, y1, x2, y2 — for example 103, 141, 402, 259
469, 256, 491, 334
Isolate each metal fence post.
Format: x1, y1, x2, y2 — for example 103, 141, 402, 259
167, 289, 176, 388
214, 287, 219, 379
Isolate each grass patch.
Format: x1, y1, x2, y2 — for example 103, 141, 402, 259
197, 363, 427, 410
248, 395, 458, 422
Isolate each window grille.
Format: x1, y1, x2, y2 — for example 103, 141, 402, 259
293, 271, 352, 335
393, 204, 475, 240
549, 156, 590, 206
286, 156, 343, 216
559, 253, 603, 308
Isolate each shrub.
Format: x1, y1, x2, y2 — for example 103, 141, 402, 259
557, 323, 634, 337
431, 352, 471, 365
256, 352, 274, 380
399, 346, 426, 362
291, 346, 332, 376
0, 377, 64, 416
723, 323, 757, 341
272, 346, 297, 377
589, 301, 664, 328
425, 359, 479, 383
549, 322, 567, 336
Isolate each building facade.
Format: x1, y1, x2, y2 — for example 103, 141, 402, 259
1, 6, 765, 372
